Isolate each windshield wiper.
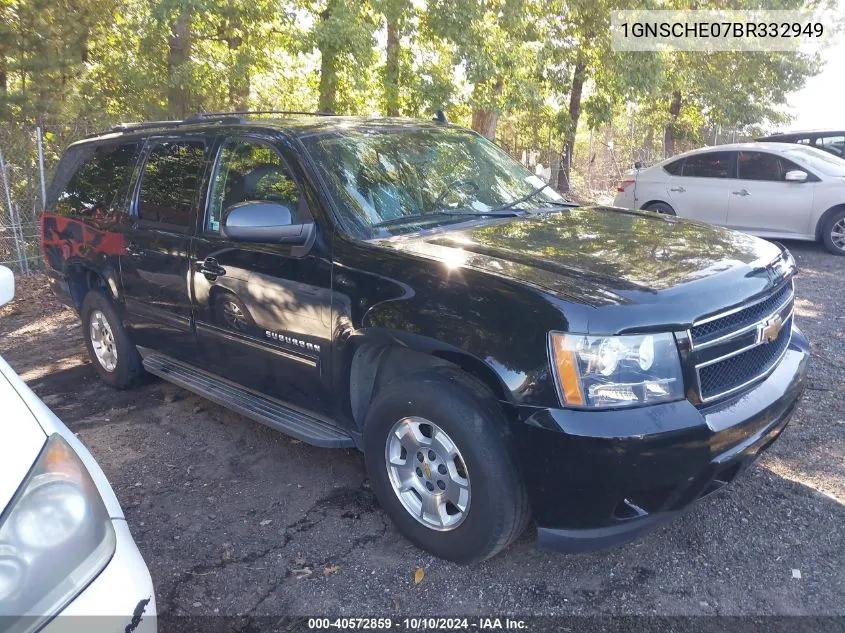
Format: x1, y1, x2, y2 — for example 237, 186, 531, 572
486, 184, 577, 213
373, 208, 522, 229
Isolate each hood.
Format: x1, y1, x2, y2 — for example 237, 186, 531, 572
374, 207, 790, 328
0, 361, 47, 513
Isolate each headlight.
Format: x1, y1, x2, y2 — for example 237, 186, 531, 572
0, 434, 116, 633
549, 331, 684, 409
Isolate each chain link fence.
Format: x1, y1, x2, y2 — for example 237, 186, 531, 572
0, 118, 110, 274
0, 125, 47, 274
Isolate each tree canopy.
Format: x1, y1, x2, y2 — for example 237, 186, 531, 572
0, 0, 826, 180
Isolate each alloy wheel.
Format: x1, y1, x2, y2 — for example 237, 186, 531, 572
831, 218, 845, 252
89, 309, 118, 372
384, 416, 471, 531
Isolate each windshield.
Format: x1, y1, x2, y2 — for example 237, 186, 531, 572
301, 127, 566, 238
781, 145, 845, 178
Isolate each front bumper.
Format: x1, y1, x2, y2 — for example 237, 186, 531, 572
515, 327, 809, 553
41, 520, 156, 633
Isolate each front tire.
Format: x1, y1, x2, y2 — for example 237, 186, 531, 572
821, 209, 845, 255
81, 290, 145, 388
363, 368, 529, 563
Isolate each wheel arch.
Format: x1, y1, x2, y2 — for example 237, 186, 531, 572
63, 258, 119, 309
639, 199, 675, 213
345, 329, 511, 430
815, 203, 845, 240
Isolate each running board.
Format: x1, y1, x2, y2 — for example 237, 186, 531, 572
141, 353, 355, 448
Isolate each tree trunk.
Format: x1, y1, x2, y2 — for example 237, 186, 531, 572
167, 11, 192, 119
317, 1, 340, 113
384, 17, 400, 116
557, 55, 586, 193
471, 79, 503, 141
318, 49, 338, 113
663, 90, 682, 157
227, 28, 249, 110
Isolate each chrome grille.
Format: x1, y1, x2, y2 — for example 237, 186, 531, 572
691, 281, 794, 403
690, 282, 792, 343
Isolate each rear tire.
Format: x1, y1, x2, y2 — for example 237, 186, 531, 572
363, 367, 529, 563
642, 201, 676, 216
821, 209, 845, 255
81, 290, 145, 388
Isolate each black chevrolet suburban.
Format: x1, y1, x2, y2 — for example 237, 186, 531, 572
42, 113, 809, 563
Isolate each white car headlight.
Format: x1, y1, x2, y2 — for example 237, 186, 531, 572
0, 434, 116, 633
549, 331, 684, 408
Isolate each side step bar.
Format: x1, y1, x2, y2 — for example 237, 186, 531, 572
142, 353, 355, 449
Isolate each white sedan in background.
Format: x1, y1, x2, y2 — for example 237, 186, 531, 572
614, 142, 845, 255
0, 266, 156, 633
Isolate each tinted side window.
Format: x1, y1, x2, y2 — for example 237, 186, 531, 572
818, 135, 845, 157
663, 159, 684, 175
138, 141, 205, 228
207, 139, 302, 233
737, 152, 784, 181
50, 143, 140, 216
682, 152, 735, 178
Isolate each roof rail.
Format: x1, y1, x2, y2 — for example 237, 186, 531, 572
109, 120, 184, 133
82, 110, 339, 139
184, 110, 337, 121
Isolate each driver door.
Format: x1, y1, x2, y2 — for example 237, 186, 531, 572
190, 134, 336, 415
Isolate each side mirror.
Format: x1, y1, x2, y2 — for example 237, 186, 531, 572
634, 161, 643, 170
222, 201, 315, 245
0, 265, 13, 307
784, 170, 808, 183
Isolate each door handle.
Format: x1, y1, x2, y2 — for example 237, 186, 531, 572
732, 189, 751, 197
669, 186, 686, 193
196, 257, 226, 280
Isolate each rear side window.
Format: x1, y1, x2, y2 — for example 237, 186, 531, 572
681, 152, 735, 178
49, 143, 140, 216
137, 140, 206, 229
663, 159, 684, 175
817, 135, 845, 157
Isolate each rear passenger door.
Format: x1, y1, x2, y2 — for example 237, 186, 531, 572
120, 138, 209, 358
665, 151, 735, 225
190, 134, 336, 415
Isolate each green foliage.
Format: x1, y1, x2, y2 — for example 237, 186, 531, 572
0, 0, 824, 174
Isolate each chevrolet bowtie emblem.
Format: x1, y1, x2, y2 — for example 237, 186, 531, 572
760, 314, 783, 344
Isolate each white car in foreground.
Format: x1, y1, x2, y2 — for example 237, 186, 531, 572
614, 142, 845, 255
0, 266, 156, 633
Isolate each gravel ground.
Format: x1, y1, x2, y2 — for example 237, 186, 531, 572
1, 241, 843, 626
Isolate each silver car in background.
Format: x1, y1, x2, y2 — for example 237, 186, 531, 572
0, 266, 156, 633
614, 142, 845, 255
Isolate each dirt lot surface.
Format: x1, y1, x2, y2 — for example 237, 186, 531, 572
1, 242, 843, 625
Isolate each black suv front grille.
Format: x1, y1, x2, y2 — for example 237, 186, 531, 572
698, 315, 792, 401
690, 282, 792, 344
691, 281, 794, 403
